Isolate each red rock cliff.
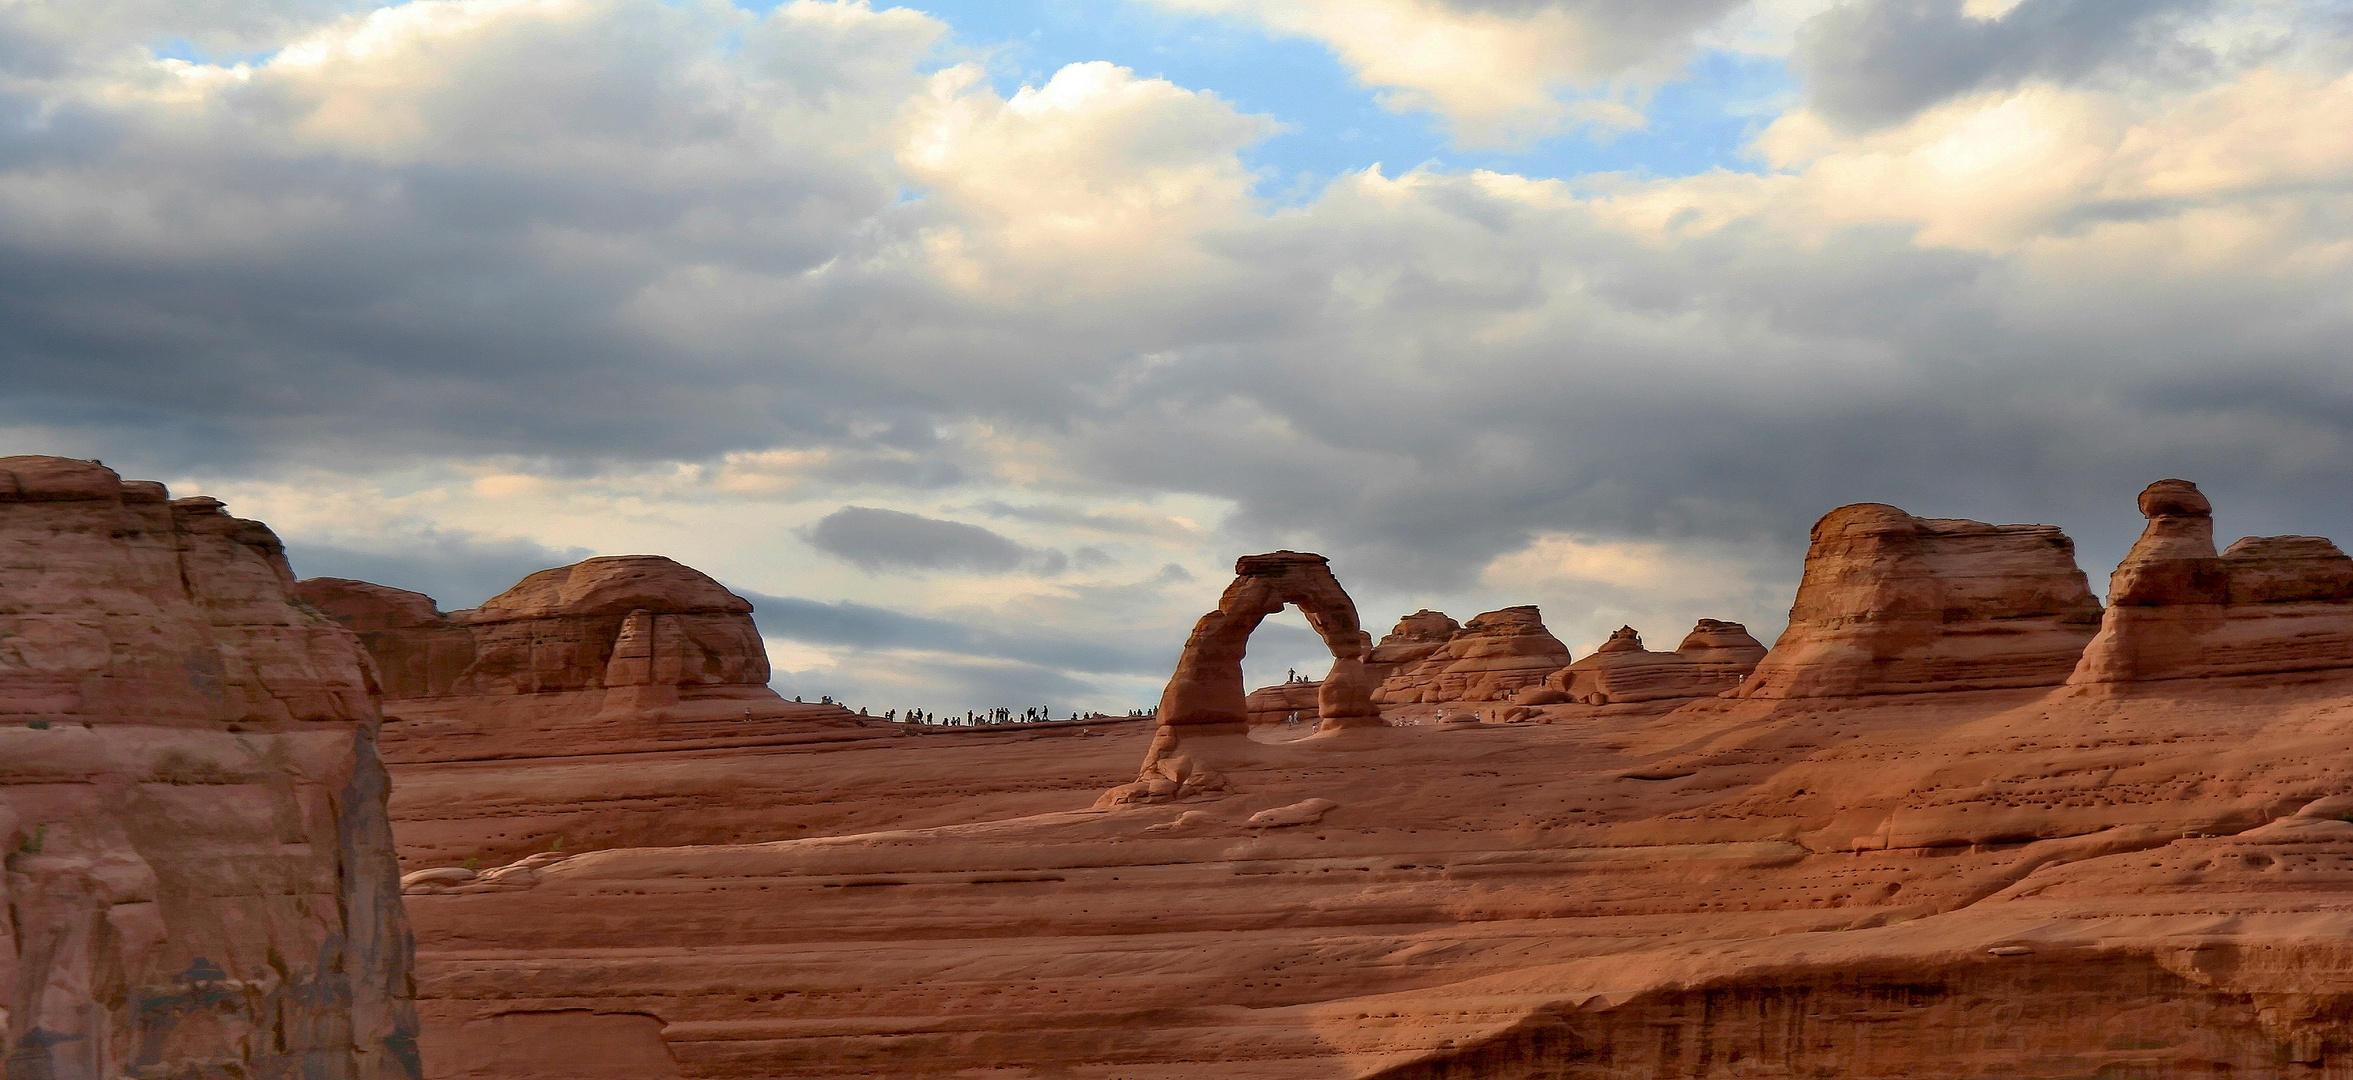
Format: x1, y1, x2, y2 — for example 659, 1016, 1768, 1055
1735, 503, 2102, 698
1372, 605, 1573, 705
0, 456, 417, 1080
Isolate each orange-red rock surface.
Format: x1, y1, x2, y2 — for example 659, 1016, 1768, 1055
0, 456, 417, 1079
291, 480, 2353, 1077
1543, 620, 1766, 705
1245, 679, 1323, 725
1735, 503, 2103, 698
1373, 605, 1572, 706
304, 559, 875, 869
1363, 610, 1458, 684
2071, 479, 2353, 686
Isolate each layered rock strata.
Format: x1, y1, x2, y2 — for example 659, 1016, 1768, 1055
1363, 609, 1458, 684
1243, 679, 1322, 725
2070, 479, 2353, 685
1734, 503, 2103, 698
304, 558, 858, 767
1544, 619, 1767, 704
0, 456, 417, 1080
1372, 606, 1573, 706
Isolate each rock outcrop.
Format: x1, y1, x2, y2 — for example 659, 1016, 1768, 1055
305, 557, 856, 767
1363, 609, 1458, 684
2070, 479, 2353, 685
1372, 605, 1573, 705
1243, 678, 1321, 725
1545, 619, 1768, 704
0, 456, 417, 1080
1113, 552, 1380, 805
1734, 503, 2103, 698
299, 578, 477, 698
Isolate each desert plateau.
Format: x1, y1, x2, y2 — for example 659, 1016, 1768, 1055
16, 453, 2353, 1078
8, 0, 2351, 1074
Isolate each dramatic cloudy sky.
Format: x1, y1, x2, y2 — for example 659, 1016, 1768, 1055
6, 0, 2351, 713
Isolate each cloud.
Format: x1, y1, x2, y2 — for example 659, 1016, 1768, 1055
1142, 0, 1747, 144
802, 505, 1062, 575
285, 529, 594, 609
1795, 0, 2221, 129
6, 0, 2353, 713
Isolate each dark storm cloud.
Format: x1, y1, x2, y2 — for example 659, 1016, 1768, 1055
803, 507, 1065, 575
1796, 0, 2216, 129
285, 531, 594, 610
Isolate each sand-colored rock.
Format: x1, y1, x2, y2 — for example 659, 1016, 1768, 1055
2070, 479, 2353, 685
0, 456, 417, 1080
1734, 503, 2103, 698
1363, 609, 1458, 684
1545, 619, 1767, 704
1373, 605, 1573, 706
1244, 678, 1322, 725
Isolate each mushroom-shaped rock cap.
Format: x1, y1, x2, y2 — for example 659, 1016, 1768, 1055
1595, 626, 1644, 653
459, 555, 753, 622
1235, 550, 1330, 575
2138, 479, 2211, 519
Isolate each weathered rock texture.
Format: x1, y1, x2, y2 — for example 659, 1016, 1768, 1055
2070, 479, 2353, 685
304, 558, 856, 766
1363, 610, 1459, 684
1373, 606, 1573, 706
1734, 503, 2103, 698
1545, 619, 1767, 704
1244, 679, 1322, 726
393, 480, 2353, 1079
1114, 552, 1380, 805
0, 456, 418, 1080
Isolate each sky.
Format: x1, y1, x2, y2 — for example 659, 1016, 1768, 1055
4, 0, 2351, 715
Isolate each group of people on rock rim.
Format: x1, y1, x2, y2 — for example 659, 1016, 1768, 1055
785, 697, 1160, 727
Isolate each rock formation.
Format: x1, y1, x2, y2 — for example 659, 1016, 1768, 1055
396, 485, 2353, 1079
1733, 503, 2103, 698
1372, 605, 1573, 705
1545, 619, 1767, 704
299, 578, 477, 698
0, 456, 417, 1079
1112, 552, 1379, 804
1242, 678, 1321, 725
2070, 479, 2353, 685
304, 557, 856, 768
1363, 609, 1458, 683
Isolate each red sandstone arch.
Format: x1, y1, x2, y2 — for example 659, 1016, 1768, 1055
1155, 551, 1380, 730
1113, 551, 1384, 801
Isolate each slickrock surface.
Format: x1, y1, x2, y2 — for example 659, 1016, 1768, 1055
1363, 610, 1458, 684
1372, 606, 1572, 706
1735, 503, 2103, 698
407, 672, 2353, 1079
2071, 479, 2353, 685
0, 456, 417, 1079
389, 489, 2353, 1078
1246, 679, 1324, 725
1543, 620, 1766, 704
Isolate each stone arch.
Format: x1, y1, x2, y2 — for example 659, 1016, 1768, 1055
1122, 552, 1378, 798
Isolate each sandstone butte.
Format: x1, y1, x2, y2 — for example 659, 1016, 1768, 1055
26, 459, 2353, 1080
0, 456, 417, 1080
